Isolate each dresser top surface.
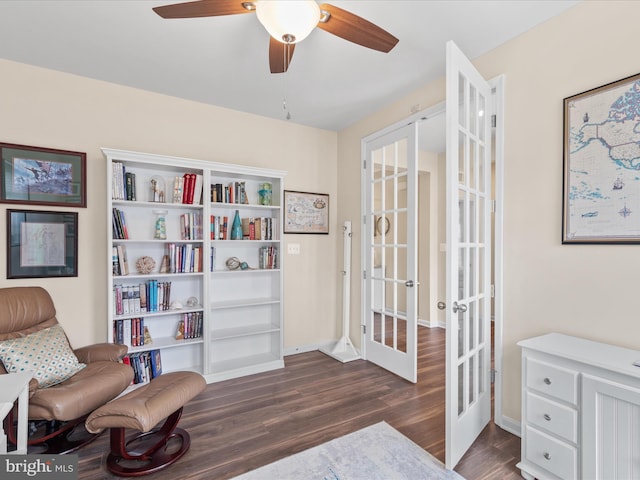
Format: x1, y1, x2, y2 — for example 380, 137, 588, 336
518, 333, 640, 378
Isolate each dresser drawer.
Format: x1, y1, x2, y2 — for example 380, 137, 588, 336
526, 391, 578, 443
525, 426, 577, 480
526, 357, 578, 404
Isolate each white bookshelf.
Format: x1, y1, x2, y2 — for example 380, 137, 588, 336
103, 148, 286, 384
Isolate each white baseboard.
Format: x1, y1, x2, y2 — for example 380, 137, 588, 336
495, 414, 521, 437
284, 342, 330, 356
418, 318, 446, 329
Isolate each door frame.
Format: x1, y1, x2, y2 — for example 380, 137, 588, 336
359, 75, 506, 430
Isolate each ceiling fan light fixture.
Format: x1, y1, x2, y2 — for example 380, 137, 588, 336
255, 0, 320, 44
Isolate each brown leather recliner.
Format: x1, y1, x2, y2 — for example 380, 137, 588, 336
0, 286, 134, 453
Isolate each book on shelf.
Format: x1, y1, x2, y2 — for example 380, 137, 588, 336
180, 212, 202, 240
112, 208, 129, 239
150, 349, 162, 378
125, 350, 162, 385
210, 181, 248, 204
259, 245, 278, 269
111, 163, 136, 201
112, 247, 120, 276
175, 312, 203, 341
173, 176, 184, 203
115, 244, 129, 276
113, 280, 172, 315
125, 172, 136, 201
113, 318, 149, 349
171, 173, 202, 205
166, 243, 202, 273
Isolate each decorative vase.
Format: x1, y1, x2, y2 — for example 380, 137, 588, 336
231, 210, 242, 240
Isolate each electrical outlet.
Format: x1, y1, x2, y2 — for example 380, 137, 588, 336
288, 243, 300, 255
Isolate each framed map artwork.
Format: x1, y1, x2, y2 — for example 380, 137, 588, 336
283, 190, 329, 234
563, 72, 640, 243
6, 209, 78, 278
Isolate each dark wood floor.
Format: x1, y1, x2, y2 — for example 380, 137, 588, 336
77, 327, 522, 479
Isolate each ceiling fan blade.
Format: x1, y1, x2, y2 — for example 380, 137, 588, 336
153, 0, 253, 19
317, 3, 398, 53
269, 37, 296, 74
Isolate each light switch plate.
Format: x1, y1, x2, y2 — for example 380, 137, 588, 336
288, 243, 300, 255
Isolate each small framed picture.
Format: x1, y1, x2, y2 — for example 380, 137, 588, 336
0, 142, 86, 207
283, 190, 329, 234
6, 209, 78, 278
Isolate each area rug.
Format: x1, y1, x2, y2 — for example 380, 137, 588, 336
231, 421, 465, 480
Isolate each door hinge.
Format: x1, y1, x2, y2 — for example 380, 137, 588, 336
363, 214, 366, 225
491, 369, 496, 384
491, 284, 495, 298
491, 199, 496, 213
362, 324, 367, 334
491, 114, 497, 128
363, 270, 367, 280
363, 159, 366, 169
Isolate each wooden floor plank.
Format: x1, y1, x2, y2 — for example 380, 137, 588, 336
76, 326, 521, 479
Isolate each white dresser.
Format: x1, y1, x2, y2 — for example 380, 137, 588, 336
517, 333, 640, 480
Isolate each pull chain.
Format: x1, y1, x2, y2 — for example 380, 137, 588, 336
282, 42, 291, 120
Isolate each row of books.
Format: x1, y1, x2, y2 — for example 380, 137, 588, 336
112, 163, 137, 201
242, 217, 276, 240
113, 245, 129, 276
113, 280, 172, 315
211, 181, 247, 204
112, 208, 129, 239
209, 246, 279, 271
210, 216, 276, 240
180, 212, 203, 240
259, 246, 278, 269
113, 317, 148, 347
173, 173, 203, 205
167, 243, 203, 273
123, 350, 162, 385
176, 312, 204, 340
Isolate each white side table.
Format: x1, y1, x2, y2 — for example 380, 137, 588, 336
0, 372, 33, 454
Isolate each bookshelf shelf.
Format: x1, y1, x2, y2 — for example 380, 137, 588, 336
113, 200, 204, 210
114, 307, 204, 321
113, 272, 205, 280
211, 297, 279, 310
113, 239, 204, 244
127, 336, 204, 354
211, 324, 280, 341
104, 148, 285, 385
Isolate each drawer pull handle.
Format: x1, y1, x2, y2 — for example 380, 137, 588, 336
543, 377, 552, 385
543, 413, 551, 421
543, 452, 551, 460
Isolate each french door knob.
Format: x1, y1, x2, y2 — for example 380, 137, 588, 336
452, 301, 467, 314
405, 280, 414, 287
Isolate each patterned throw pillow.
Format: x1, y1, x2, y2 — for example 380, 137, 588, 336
0, 324, 86, 388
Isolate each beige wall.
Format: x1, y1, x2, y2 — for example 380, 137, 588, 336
338, 0, 640, 422
0, 59, 339, 351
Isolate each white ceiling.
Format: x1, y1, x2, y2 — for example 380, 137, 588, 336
0, 0, 580, 131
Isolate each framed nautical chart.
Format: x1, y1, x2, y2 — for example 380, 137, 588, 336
563, 72, 640, 244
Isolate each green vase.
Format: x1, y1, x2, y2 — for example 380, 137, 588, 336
231, 210, 242, 240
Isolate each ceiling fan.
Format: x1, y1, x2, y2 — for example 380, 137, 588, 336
153, 0, 399, 73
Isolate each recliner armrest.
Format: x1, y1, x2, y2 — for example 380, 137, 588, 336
74, 343, 128, 363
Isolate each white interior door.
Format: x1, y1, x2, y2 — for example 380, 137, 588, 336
445, 40, 493, 468
362, 123, 418, 383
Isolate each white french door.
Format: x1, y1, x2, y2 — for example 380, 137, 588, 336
362, 124, 418, 383
445, 41, 493, 468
